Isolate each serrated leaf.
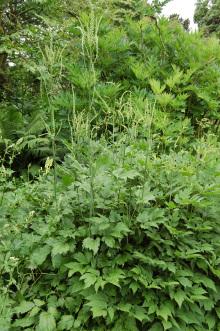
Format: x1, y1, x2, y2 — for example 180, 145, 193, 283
132, 306, 149, 322
201, 278, 216, 292
173, 289, 186, 308
85, 293, 108, 318
58, 315, 74, 330
48, 307, 59, 319
51, 241, 70, 256
149, 79, 165, 95
37, 312, 56, 331
108, 307, 115, 321
178, 277, 192, 288
129, 281, 139, 294
13, 317, 35, 328
113, 168, 139, 180
111, 222, 130, 238
30, 245, 51, 267
105, 269, 125, 287
206, 313, 216, 330
157, 302, 173, 321
69, 278, 84, 293
203, 298, 215, 311
215, 308, 220, 321
190, 287, 207, 302
177, 309, 201, 324
91, 306, 107, 318
83, 237, 100, 255
33, 299, 45, 307
80, 273, 97, 288
94, 277, 106, 292
29, 306, 41, 317
103, 236, 115, 248
162, 320, 172, 330
118, 303, 132, 313
14, 301, 34, 314
65, 262, 84, 277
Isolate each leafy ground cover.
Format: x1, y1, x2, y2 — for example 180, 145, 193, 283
1, 135, 220, 330
0, 0, 220, 330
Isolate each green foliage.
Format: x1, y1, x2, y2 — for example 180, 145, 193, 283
1, 0, 220, 169
1, 1, 220, 330
195, 0, 220, 36
169, 14, 190, 31
1, 135, 220, 330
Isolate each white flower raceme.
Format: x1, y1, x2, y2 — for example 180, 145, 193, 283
45, 157, 53, 174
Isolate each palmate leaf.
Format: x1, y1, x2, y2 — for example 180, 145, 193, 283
149, 79, 166, 95
156, 93, 174, 107
165, 66, 183, 89
85, 293, 108, 318
131, 61, 150, 81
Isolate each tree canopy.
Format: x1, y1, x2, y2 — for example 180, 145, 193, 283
194, 0, 220, 36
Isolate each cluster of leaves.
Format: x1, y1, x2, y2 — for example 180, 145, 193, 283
1, 0, 220, 171
0, 134, 220, 330
64, 8, 220, 126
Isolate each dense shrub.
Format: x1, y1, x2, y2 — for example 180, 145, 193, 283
1, 1, 220, 168
1, 136, 220, 330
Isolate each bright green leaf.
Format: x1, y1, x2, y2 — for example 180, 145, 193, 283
37, 312, 56, 331
83, 237, 100, 255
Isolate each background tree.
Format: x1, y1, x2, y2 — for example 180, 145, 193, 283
0, 0, 64, 96
194, 0, 220, 36
169, 13, 190, 31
